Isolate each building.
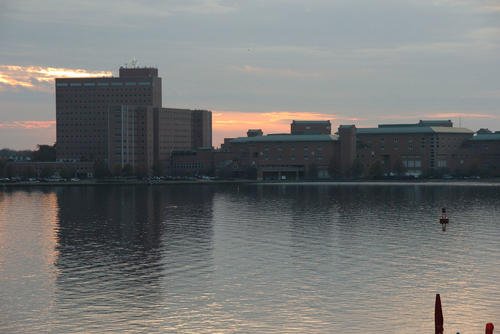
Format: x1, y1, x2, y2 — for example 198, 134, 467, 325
291, 120, 331, 135
459, 132, 500, 176
56, 66, 212, 174
171, 120, 356, 180
226, 133, 338, 180
56, 66, 161, 164
153, 108, 212, 172
172, 118, 500, 180
355, 120, 474, 177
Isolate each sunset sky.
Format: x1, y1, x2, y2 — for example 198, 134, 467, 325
1, 0, 499, 149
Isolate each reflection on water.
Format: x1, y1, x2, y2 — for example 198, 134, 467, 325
1, 183, 499, 333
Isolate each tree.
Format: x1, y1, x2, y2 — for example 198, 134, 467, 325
328, 158, 340, 179
368, 161, 384, 179
152, 161, 164, 176
135, 164, 149, 178
21, 166, 36, 179
245, 165, 258, 180
122, 164, 134, 177
0, 159, 6, 177
94, 160, 111, 178
40, 165, 54, 178
60, 166, 76, 179
351, 158, 364, 179
112, 164, 122, 177
32, 144, 56, 162
392, 159, 406, 177
216, 161, 233, 179
307, 163, 318, 180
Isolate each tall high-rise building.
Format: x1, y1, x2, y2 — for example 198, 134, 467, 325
55, 66, 212, 174
56, 67, 162, 164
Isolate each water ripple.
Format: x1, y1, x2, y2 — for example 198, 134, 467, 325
1, 184, 499, 333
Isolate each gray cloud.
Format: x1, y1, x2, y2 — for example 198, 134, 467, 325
1, 0, 499, 148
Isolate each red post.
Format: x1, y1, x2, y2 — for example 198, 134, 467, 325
435, 294, 444, 334
486, 322, 494, 334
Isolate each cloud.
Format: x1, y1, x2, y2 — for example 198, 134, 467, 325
211, 109, 365, 146
423, 112, 498, 119
230, 65, 322, 78
432, 0, 500, 13
0, 120, 56, 129
213, 110, 336, 130
0, 65, 112, 92
6, 0, 237, 28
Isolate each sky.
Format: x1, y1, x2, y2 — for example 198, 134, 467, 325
1, 0, 500, 149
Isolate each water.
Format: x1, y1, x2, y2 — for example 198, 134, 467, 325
1, 183, 499, 333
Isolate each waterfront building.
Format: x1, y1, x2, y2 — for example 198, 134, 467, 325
460, 132, 500, 176
171, 121, 356, 180
56, 67, 161, 164
55, 66, 212, 174
355, 120, 475, 177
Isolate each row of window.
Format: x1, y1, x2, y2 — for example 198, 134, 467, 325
56, 81, 152, 87
174, 163, 203, 169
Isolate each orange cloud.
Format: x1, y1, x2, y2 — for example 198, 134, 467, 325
0, 120, 56, 129
0, 65, 112, 92
212, 110, 350, 147
213, 110, 337, 131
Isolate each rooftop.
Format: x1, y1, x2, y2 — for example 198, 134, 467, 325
378, 119, 453, 128
471, 133, 500, 141
230, 134, 338, 143
357, 126, 474, 135
291, 120, 331, 125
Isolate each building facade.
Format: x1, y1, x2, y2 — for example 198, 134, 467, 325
56, 67, 161, 164
355, 121, 474, 177
56, 66, 212, 174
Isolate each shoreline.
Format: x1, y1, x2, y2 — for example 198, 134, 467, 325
2, 178, 500, 187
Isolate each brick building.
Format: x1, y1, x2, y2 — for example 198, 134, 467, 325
55, 66, 211, 174
171, 119, 500, 180
459, 132, 500, 176
355, 120, 474, 177
171, 120, 357, 180
56, 67, 161, 163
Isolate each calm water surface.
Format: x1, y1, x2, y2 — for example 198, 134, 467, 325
1, 183, 499, 333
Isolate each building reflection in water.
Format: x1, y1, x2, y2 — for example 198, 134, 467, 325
2, 183, 500, 332
53, 185, 215, 332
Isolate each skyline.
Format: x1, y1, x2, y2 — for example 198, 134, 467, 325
1, 0, 500, 149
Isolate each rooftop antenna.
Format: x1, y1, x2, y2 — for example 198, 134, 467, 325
130, 57, 138, 68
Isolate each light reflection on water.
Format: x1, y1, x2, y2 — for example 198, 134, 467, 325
0, 183, 499, 333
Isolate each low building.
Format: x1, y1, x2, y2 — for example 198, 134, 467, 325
459, 132, 500, 176
356, 120, 474, 177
